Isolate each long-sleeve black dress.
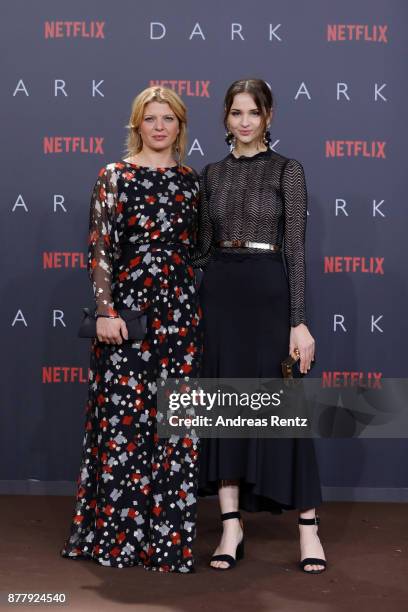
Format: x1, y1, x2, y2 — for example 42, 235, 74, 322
193, 149, 322, 512
61, 161, 202, 572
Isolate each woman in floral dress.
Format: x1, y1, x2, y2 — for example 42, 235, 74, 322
61, 87, 201, 573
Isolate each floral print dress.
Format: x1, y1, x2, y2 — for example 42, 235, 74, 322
61, 161, 202, 572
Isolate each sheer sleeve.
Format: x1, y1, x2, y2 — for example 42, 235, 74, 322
281, 159, 308, 327
191, 165, 214, 268
87, 165, 118, 316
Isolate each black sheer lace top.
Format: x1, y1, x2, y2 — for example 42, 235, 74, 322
192, 149, 308, 327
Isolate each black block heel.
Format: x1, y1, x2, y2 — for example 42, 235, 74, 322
210, 511, 244, 570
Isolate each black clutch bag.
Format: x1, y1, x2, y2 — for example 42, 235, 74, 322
78, 307, 148, 341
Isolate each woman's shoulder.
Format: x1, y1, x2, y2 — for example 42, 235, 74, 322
264, 152, 306, 184
263, 149, 305, 171
269, 150, 290, 164
198, 157, 228, 180
179, 164, 199, 180
95, 161, 126, 177
203, 154, 231, 171
278, 156, 306, 179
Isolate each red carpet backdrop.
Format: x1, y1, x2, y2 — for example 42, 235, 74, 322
1, 0, 407, 499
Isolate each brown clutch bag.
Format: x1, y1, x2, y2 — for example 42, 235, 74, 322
281, 355, 304, 378
281, 349, 303, 379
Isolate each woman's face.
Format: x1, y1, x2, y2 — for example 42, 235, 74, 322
226, 92, 271, 148
139, 101, 180, 152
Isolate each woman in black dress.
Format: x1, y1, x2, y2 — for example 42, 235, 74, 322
61, 87, 201, 573
194, 79, 327, 573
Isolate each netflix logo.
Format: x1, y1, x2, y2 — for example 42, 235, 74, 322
44, 21, 105, 39
43, 252, 87, 269
327, 25, 388, 43
322, 372, 383, 389
42, 367, 89, 383
325, 141, 385, 158
149, 80, 210, 97
324, 257, 384, 274
43, 137, 104, 154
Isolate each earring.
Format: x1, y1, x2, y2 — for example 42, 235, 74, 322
263, 128, 271, 149
225, 130, 235, 152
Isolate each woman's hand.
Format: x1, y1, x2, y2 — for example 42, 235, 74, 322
96, 316, 128, 345
289, 323, 315, 374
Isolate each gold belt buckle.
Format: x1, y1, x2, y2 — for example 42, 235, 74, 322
219, 240, 243, 248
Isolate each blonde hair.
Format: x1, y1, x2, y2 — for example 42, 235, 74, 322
125, 86, 188, 164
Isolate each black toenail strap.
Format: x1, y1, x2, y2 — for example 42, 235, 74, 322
300, 557, 327, 569
210, 554, 236, 568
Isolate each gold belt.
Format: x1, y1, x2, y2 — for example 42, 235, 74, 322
218, 240, 281, 252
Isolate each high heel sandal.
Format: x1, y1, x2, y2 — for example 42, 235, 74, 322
298, 515, 327, 574
210, 511, 245, 570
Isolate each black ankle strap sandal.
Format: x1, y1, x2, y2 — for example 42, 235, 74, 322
209, 511, 245, 570
298, 515, 327, 574
221, 511, 242, 521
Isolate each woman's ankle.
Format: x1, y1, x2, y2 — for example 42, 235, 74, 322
299, 507, 316, 520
